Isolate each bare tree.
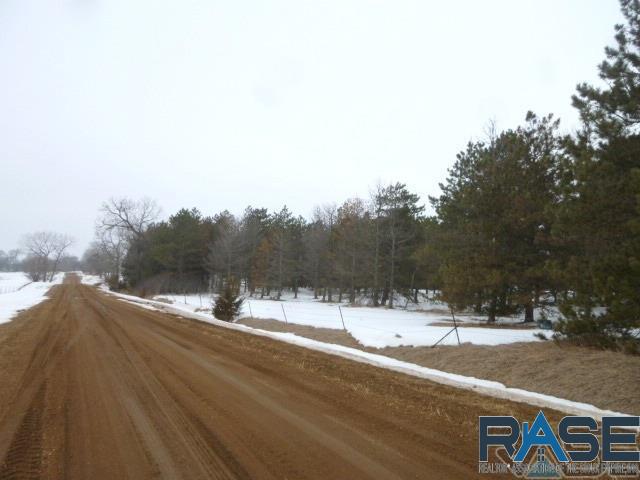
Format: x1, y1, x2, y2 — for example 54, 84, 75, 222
22, 232, 55, 281
98, 197, 160, 240
95, 197, 160, 284
22, 231, 74, 281
7, 249, 21, 271
95, 226, 126, 281
49, 234, 74, 281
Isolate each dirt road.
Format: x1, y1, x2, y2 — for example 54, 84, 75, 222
0, 275, 549, 479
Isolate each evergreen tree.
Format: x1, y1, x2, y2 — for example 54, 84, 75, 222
573, 0, 640, 142
553, 0, 640, 351
237, 207, 269, 293
376, 183, 425, 308
213, 280, 244, 321
335, 198, 371, 303
206, 210, 240, 292
432, 114, 561, 321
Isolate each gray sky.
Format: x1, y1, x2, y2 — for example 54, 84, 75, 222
0, 1, 623, 256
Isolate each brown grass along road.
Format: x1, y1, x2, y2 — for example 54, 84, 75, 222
238, 318, 640, 415
0, 274, 559, 479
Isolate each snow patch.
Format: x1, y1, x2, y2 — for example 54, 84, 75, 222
152, 290, 543, 347
0, 272, 64, 324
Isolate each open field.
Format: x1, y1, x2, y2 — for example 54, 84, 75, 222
0, 274, 566, 479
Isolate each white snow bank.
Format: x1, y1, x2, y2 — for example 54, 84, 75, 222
0, 272, 64, 324
98, 284, 628, 419
153, 291, 544, 348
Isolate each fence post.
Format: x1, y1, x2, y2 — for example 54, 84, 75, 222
248, 301, 254, 319
281, 304, 288, 324
338, 305, 346, 331
431, 306, 461, 348
451, 307, 461, 346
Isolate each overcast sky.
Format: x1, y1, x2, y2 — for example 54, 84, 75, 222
0, 1, 623, 256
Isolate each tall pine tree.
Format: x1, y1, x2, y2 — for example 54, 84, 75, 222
553, 0, 640, 351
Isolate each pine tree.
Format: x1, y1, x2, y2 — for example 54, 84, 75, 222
376, 183, 425, 308
432, 114, 561, 322
553, 0, 640, 351
213, 280, 244, 321
573, 0, 640, 142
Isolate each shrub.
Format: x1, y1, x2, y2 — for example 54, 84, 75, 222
552, 307, 640, 354
213, 282, 244, 321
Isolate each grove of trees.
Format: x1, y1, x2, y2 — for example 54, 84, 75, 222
84, 0, 640, 352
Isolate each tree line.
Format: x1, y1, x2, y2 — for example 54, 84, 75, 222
84, 1, 640, 351
84, 187, 431, 307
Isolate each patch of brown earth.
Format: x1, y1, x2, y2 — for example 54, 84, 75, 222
428, 321, 538, 329
238, 317, 363, 348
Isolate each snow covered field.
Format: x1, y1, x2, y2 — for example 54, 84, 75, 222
0, 272, 63, 324
153, 289, 543, 348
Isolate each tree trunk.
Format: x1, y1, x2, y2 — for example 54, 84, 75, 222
313, 259, 319, 299
277, 236, 283, 300
388, 232, 396, 308
381, 287, 389, 306
350, 251, 356, 304
373, 217, 380, 307
524, 302, 534, 323
488, 296, 497, 323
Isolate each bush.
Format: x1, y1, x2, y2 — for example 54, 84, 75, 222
552, 307, 640, 354
213, 282, 244, 322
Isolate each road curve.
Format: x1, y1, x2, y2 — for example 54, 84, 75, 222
0, 274, 545, 479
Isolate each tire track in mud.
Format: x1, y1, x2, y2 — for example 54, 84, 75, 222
77, 286, 250, 480
0, 382, 46, 480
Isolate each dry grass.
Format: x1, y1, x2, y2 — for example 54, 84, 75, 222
428, 321, 538, 329
238, 317, 362, 348
237, 317, 640, 415
377, 341, 640, 415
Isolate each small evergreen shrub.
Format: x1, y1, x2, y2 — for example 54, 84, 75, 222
213, 282, 244, 321
552, 307, 640, 354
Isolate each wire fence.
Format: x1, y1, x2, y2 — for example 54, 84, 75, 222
242, 299, 540, 344
0, 286, 20, 295
155, 292, 540, 344
0, 281, 33, 295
